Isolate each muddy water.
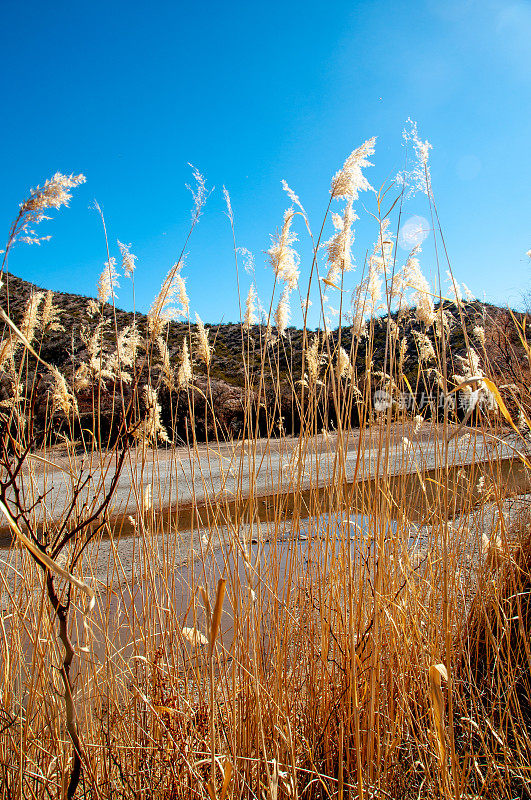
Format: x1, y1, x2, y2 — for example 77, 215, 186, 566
1, 455, 528, 673
67, 455, 530, 661
106, 452, 530, 543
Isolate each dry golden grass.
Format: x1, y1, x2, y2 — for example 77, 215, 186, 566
0, 129, 530, 800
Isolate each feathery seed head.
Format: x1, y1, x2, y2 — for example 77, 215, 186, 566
402, 436, 413, 454
19, 292, 44, 345
350, 284, 369, 340
148, 261, 188, 336
223, 186, 233, 225
337, 346, 353, 380
177, 338, 193, 389
20, 172, 86, 215
267, 208, 300, 289
281, 179, 306, 216
453, 348, 497, 409
51, 369, 77, 417
435, 308, 453, 339
396, 119, 432, 197
135, 385, 169, 444
117, 241, 137, 278
187, 165, 208, 221
194, 313, 211, 367
0, 338, 17, 372
306, 335, 321, 384
473, 325, 486, 347
462, 284, 476, 302
74, 362, 91, 392
16, 172, 85, 246
369, 219, 394, 275
265, 324, 277, 348
274, 286, 291, 337
244, 285, 258, 331
106, 324, 141, 381
402, 246, 435, 327
98, 257, 119, 304
237, 247, 255, 275
86, 298, 100, 317
367, 264, 383, 308
446, 270, 463, 305
41, 291, 64, 332
176, 275, 189, 316
325, 199, 356, 283
331, 137, 376, 200
156, 336, 175, 391
0, 379, 25, 409
412, 330, 436, 362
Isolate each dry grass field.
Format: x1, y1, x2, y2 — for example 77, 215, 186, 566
1, 131, 531, 799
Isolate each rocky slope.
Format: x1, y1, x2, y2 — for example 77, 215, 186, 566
0, 270, 528, 443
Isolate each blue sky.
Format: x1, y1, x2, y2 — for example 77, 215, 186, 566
1, 0, 530, 325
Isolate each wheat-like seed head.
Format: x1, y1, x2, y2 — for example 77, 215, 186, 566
306, 335, 321, 384
15, 172, 86, 246
274, 286, 291, 337
19, 292, 44, 346
473, 325, 486, 347
325, 200, 356, 283
86, 298, 100, 318
156, 336, 175, 391
194, 314, 211, 367
98, 257, 119, 304
117, 241, 137, 278
177, 338, 193, 389
244, 285, 258, 331
106, 324, 141, 382
351, 284, 369, 340
41, 291, 64, 333
267, 209, 300, 290
402, 247, 435, 327
134, 385, 170, 444
337, 346, 353, 380
331, 137, 376, 200
435, 308, 453, 339
412, 330, 436, 362
148, 261, 188, 337
51, 369, 77, 416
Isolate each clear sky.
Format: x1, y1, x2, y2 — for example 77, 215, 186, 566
1, 0, 530, 325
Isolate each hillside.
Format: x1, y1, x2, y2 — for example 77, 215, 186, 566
0, 270, 528, 443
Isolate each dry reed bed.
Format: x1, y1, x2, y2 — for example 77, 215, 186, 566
0, 126, 530, 799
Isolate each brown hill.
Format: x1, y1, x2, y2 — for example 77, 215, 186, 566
0, 270, 528, 443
